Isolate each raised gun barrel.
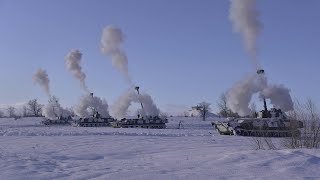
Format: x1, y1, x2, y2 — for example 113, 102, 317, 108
256, 69, 268, 111
135, 86, 144, 114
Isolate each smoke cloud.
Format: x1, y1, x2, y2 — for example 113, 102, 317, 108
226, 73, 294, 116
74, 94, 110, 118
43, 96, 72, 119
111, 89, 160, 119
260, 84, 294, 112
65, 49, 89, 92
229, 0, 262, 69
101, 26, 131, 83
33, 69, 50, 96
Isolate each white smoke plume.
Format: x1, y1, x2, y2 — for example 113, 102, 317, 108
65, 49, 89, 92
226, 74, 266, 116
74, 94, 110, 118
226, 73, 294, 116
33, 69, 50, 96
101, 26, 131, 83
260, 84, 294, 112
43, 96, 72, 119
229, 0, 262, 69
111, 89, 160, 119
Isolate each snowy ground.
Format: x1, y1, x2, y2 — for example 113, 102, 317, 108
0, 117, 319, 180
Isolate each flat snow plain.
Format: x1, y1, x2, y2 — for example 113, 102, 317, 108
0, 117, 319, 180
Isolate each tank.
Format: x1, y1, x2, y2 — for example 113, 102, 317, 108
72, 111, 114, 127
112, 116, 168, 129
212, 69, 304, 137
71, 93, 115, 127
111, 86, 168, 129
41, 116, 73, 126
212, 101, 303, 137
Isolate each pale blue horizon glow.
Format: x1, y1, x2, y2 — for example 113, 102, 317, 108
0, 0, 319, 114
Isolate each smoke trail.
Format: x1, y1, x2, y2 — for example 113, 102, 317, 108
111, 89, 160, 119
43, 96, 72, 119
101, 26, 131, 83
74, 94, 110, 118
229, 0, 262, 69
65, 49, 89, 92
33, 69, 50, 96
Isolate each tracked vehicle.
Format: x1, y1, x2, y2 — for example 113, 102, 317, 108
112, 86, 168, 129
212, 69, 303, 137
41, 116, 72, 126
212, 107, 303, 137
72, 112, 114, 127
72, 93, 114, 127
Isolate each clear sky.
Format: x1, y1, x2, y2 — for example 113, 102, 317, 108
0, 0, 319, 113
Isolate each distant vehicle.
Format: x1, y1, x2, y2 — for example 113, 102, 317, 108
41, 116, 72, 126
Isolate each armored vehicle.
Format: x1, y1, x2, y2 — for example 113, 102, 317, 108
72, 111, 114, 127
41, 116, 72, 126
112, 86, 168, 129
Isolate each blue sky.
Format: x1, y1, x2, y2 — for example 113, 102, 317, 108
0, 0, 319, 113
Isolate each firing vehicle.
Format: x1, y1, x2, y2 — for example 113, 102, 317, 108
72, 111, 114, 127
212, 69, 303, 137
112, 86, 168, 129
212, 106, 303, 137
72, 93, 114, 127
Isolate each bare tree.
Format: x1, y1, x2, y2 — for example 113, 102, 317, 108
283, 98, 320, 149
47, 96, 61, 118
22, 106, 28, 117
27, 99, 43, 117
196, 102, 211, 121
7, 106, 16, 118
217, 93, 228, 117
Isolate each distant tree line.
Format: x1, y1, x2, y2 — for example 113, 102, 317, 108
0, 99, 44, 118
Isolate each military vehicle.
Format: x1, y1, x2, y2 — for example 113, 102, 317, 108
72, 93, 114, 127
72, 112, 114, 127
112, 86, 168, 129
212, 69, 303, 137
41, 116, 72, 126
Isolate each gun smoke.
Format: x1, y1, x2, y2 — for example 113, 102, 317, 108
43, 96, 72, 119
111, 89, 160, 119
65, 49, 89, 92
101, 26, 131, 84
226, 0, 293, 116
33, 69, 51, 96
74, 94, 110, 118
229, 0, 262, 69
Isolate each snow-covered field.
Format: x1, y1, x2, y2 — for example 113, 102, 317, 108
0, 117, 319, 180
